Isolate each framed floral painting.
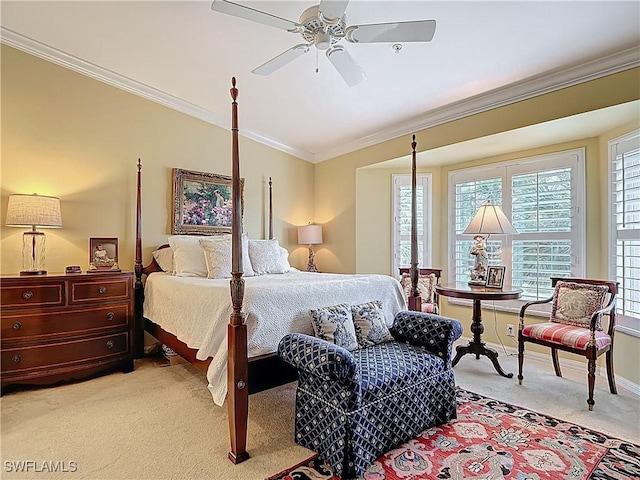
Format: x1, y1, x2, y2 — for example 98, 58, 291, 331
171, 168, 244, 235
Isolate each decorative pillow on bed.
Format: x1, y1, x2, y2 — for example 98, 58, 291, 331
168, 235, 212, 277
248, 238, 291, 275
551, 281, 608, 329
309, 303, 358, 351
152, 247, 174, 273
199, 234, 254, 279
351, 300, 394, 347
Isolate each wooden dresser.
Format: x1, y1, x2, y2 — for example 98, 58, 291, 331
1, 271, 134, 392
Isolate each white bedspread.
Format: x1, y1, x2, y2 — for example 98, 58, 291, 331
143, 270, 407, 405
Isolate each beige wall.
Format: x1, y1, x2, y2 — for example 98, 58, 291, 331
1, 45, 314, 274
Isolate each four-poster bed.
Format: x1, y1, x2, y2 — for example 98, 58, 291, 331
133, 79, 426, 465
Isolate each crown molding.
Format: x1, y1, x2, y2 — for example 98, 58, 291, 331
0, 27, 314, 162
313, 46, 640, 162
2, 27, 637, 165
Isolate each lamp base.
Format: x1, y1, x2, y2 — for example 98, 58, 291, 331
306, 246, 319, 273
20, 270, 47, 276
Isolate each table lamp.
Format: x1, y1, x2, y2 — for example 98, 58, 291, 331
5, 193, 62, 275
298, 223, 322, 272
462, 202, 517, 285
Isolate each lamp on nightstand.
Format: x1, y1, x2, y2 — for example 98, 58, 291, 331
5, 193, 62, 275
298, 223, 322, 273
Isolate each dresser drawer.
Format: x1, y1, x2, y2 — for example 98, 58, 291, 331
2, 304, 130, 341
69, 278, 130, 304
0, 283, 65, 309
2, 332, 129, 373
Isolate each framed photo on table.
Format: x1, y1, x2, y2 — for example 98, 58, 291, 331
171, 168, 244, 235
486, 266, 505, 289
89, 237, 120, 272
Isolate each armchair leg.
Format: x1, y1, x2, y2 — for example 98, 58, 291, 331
517, 335, 524, 386
587, 354, 596, 411
551, 348, 562, 377
606, 348, 617, 394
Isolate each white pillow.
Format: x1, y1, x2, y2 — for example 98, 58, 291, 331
248, 238, 291, 275
152, 247, 174, 273
199, 234, 254, 279
168, 235, 212, 277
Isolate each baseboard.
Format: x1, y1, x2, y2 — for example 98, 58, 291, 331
456, 336, 640, 397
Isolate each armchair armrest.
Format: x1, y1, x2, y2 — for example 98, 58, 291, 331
590, 299, 616, 332
389, 311, 462, 365
518, 295, 554, 328
278, 333, 357, 385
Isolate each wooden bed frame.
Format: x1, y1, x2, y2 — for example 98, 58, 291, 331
133, 79, 425, 465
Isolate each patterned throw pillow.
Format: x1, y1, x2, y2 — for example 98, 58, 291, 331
351, 300, 394, 348
551, 281, 608, 329
400, 273, 436, 304
309, 303, 359, 351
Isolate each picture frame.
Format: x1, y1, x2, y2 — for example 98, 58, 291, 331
485, 265, 506, 289
172, 168, 244, 235
88, 237, 120, 272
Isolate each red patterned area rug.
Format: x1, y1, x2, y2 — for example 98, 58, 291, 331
267, 389, 639, 480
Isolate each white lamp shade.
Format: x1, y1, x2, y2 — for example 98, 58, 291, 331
463, 203, 517, 235
6, 194, 62, 228
298, 224, 322, 245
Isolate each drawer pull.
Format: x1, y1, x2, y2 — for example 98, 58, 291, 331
22, 291, 34, 300
106, 340, 115, 350
106, 312, 115, 321
98, 287, 107, 294
12, 354, 22, 363
12, 322, 22, 330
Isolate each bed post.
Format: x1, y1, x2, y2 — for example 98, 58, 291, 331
408, 135, 422, 312
134, 158, 145, 358
268, 177, 273, 240
227, 77, 249, 464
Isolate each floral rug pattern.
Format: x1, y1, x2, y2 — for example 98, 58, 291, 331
268, 389, 639, 480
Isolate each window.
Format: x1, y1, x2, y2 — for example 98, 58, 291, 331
392, 174, 432, 276
449, 149, 585, 303
609, 130, 640, 335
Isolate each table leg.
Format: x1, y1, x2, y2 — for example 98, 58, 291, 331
453, 299, 513, 378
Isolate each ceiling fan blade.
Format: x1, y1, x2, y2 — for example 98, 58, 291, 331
326, 46, 366, 87
346, 19, 436, 43
318, 0, 349, 22
211, 0, 303, 32
252, 44, 310, 75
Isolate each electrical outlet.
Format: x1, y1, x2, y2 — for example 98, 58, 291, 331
506, 324, 515, 337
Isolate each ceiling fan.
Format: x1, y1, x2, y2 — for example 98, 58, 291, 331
210, 0, 436, 86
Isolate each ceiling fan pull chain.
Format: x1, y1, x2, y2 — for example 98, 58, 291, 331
316, 48, 319, 73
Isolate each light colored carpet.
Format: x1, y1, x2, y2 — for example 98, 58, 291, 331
1, 346, 638, 480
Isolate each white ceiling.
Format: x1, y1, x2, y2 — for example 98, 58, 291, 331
1, 1, 639, 164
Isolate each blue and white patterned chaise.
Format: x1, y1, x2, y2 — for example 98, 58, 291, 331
278, 311, 463, 478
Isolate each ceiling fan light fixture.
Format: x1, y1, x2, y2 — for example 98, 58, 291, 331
315, 31, 332, 50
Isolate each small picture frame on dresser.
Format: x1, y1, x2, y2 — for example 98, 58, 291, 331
88, 237, 120, 272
